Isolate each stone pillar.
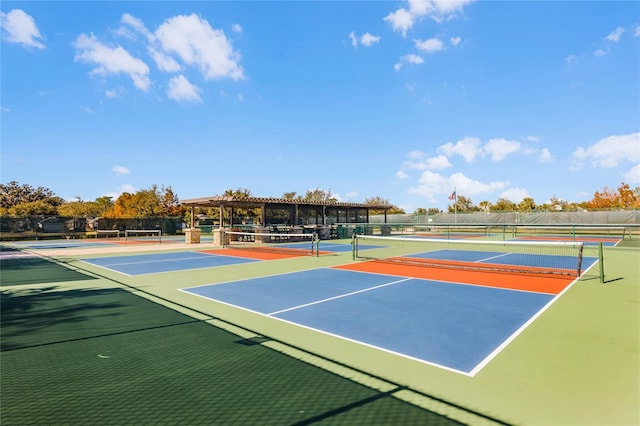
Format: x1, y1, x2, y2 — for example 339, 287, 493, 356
212, 228, 229, 246
185, 228, 201, 244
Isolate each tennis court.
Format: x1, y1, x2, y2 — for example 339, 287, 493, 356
183, 267, 561, 375
2, 233, 638, 425
80, 240, 383, 275
181, 238, 599, 375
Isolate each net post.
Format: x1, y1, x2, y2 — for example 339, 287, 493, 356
351, 233, 356, 261
576, 242, 584, 277
599, 242, 605, 284
314, 232, 319, 257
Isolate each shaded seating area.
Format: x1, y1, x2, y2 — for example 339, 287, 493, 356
180, 195, 392, 242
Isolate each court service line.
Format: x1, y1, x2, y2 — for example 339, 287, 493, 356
267, 277, 413, 316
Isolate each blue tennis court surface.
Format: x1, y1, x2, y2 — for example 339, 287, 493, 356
82, 251, 259, 275
182, 268, 557, 375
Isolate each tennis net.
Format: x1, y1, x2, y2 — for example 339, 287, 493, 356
223, 230, 318, 256
512, 225, 627, 242
354, 234, 586, 277
93, 230, 122, 239
124, 229, 162, 242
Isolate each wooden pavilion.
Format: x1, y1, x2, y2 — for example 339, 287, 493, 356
180, 195, 392, 229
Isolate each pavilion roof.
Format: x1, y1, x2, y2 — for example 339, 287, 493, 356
180, 195, 391, 210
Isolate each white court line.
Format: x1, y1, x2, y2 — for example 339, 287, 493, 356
268, 277, 412, 316
475, 252, 511, 263
180, 285, 472, 376
92, 253, 217, 267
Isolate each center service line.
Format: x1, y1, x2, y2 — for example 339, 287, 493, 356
268, 277, 413, 316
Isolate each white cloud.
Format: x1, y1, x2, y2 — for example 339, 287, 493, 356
449, 172, 509, 195
571, 132, 640, 169
408, 170, 508, 200
450, 36, 461, 46
394, 53, 424, 71
120, 13, 153, 41
499, 188, 529, 203
396, 170, 409, 179
360, 32, 381, 47
438, 136, 483, 162
0, 9, 45, 49
403, 151, 451, 170
594, 48, 607, 57
414, 37, 444, 53
232, 24, 243, 34
349, 31, 381, 47
150, 49, 182, 72
383, 8, 414, 37
623, 164, 640, 184
425, 0, 475, 19
635, 26, 640, 37
349, 31, 358, 47
484, 138, 521, 161
118, 13, 182, 73
424, 155, 452, 170
155, 14, 244, 81
112, 165, 131, 175
167, 74, 202, 103
606, 27, 624, 42
523, 135, 542, 142
538, 148, 553, 163
384, 0, 475, 35
73, 33, 151, 91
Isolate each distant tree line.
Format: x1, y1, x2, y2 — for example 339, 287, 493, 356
441, 182, 640, 214
1, 181, 638, 219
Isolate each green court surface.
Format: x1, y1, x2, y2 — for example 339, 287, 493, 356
1, 239, 638, 425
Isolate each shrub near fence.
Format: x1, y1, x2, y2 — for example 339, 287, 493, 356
0, 216, 183, 241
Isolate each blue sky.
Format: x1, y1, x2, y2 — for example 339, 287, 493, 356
1, 1, 639, 212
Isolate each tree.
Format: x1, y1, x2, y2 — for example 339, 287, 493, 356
588, 187, 618, 209
0, 181, 64, 216
222, 188, 258, 224
365, 196, 405, 214
518, 197, 536, 212
448, 195, 477, 213
303, 188, 337, 203
57, 196, 115, 217
104, 185, 182, 218
587, 182, 639, 209
224, 188, 252, 198
160, 186, 182, 216
9, 200, 58, 216
282, 192, 298, 200
478, 200, 492, 212
617, 182, 636, 208
491, 198, 516, 212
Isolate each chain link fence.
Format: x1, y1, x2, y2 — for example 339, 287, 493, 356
0, 216, 183, 241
